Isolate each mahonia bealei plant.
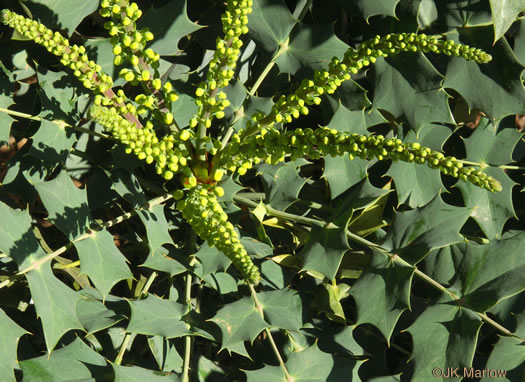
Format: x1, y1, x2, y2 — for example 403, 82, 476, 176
1, 0, 501, 285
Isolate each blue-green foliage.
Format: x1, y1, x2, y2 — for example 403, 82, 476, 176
0, 0, 525, 380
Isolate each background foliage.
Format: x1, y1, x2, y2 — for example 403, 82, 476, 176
1, 0, 525, 380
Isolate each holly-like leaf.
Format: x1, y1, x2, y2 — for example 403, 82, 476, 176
257, 289, 303, 330
373, 53, 454, 129
126, 295, 188, 338
245, 365, 284, 381
299, 224, 349, 280
74, 229, 133, 299
444, 26, 525, 121
456, 119, 519, 239
386, 124, 450, 207
32, 170, 92, 239
258, 159, 309, 211
285, 343, 359, 381
0, 201, 46, 268
137, 204, 174, 256
489, 0, 525, 43
138, 0, 202, 56
142, 246, 189, 277
29, 119, 76, 168
112, 364, 179, 381
452, 233, 525, 312
350, 250, 414, 342
330, 0, 400, 20
275, 23, 349, 75
323, 105, 369, 198
25, 0, 99, 36
249, 0, 297, 53
484, 330, 525, 380
382, 195, 472, 264
406, 302, 482, 380
19, 337, 110, 382
25, 263, 84, 352
0, 94, 14, 144
193, 242, 232, 278
209, 296, 269, 352
36, 68, 78, 122
76, 291, 126, 335
0, 308, 28, 382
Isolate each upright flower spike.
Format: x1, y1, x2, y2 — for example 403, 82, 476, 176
177, 186, 261, 284
244, 33, 493, 133
88, 105, 190, 181
218, 127, 502, 192
1, 9, 113, 93
99, 0, 179, 131
192, 0, 252, 129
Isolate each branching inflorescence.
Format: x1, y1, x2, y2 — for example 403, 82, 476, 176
1, 0, 501, 285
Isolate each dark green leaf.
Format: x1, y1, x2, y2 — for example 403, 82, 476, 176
489, 0, 525, 42
138, 0, 202, 56
127, 295, 188, 338
373, 53, 454, 129
406, 303, 482, 380
0, 308, 28, 382
249, 0, 297, 53
258, 289, 303, 330
19, 337, 110, 382
350, 250, 414, 342
275, 23, 349, 75
382, 195, 472, 264
209, 296, 269, 352
25, 263, 84, 352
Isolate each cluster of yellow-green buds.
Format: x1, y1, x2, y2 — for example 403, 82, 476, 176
190, 0, 252, 129
245, 33, 492, 132
176, 186, 261, 284
219, 126, 502, 192
1, 9, 113, 93
99, 0, 180, 135
89, 105, 191, 181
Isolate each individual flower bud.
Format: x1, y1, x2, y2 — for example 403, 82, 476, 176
164, 112, 174, 125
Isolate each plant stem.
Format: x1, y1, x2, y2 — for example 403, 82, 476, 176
218, 36, 290, 151
115, 271, 158, 365
9, 194, 172, 279
0, 107, 114, 140
182, 249, 197, 382
249, 284, 292, 381
234, 195, 524, 342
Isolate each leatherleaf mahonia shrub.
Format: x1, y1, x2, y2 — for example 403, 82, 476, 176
1, 0, 525, 380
